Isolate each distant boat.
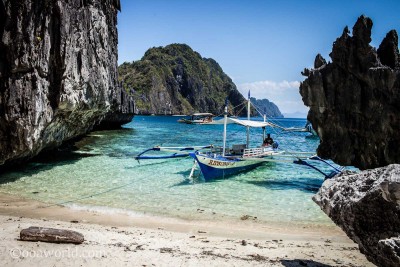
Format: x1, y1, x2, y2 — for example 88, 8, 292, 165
281, 121, 317, 136
177, 113, 215, 124
305, 121, 317, 136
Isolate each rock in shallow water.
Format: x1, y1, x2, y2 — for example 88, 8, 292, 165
313, 164, 400, 267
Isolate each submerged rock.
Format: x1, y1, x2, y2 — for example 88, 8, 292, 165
0, 0, 133, 168
300, 15, 400, 170
313, 164, 400, 267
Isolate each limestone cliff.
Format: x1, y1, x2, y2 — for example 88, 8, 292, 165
118, 44, 248, 116
0, 0, 131, 168
300, 15, 400, 170
250, 97, 283, 118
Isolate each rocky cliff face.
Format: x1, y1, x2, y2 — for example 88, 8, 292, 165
300, 15, 400, 170
94, 83, 135, 130
314, 165, 400, 267
250, 97, 283, 118
0, 0, 131, 168
118, 44, 247, 116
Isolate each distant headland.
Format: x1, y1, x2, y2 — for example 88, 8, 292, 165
118, 44, 283, 117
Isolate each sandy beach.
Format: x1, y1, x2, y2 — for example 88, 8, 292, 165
0, 193, 374, 267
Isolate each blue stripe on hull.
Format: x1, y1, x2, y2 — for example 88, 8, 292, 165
196, 160, 262, 181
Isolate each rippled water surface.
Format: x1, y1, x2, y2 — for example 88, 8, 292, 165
0, 116, 336, 225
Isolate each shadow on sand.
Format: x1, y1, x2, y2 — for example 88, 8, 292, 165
280, 259, 332, 267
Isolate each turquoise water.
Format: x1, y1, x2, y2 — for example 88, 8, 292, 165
0, 116, 335, 225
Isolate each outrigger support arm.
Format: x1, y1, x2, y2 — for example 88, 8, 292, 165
309, 155, 343, 173
293, 157, 343, 179
134, 145, 213, 161
293, 159, 330, 178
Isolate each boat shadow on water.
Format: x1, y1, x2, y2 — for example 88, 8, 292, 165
245, 177, 323, 193
171, 167, 240, 186
124, 160, 176, 170
172, 164, 272, 186
171, 169, 208, 186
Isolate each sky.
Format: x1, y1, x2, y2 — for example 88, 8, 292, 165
117, 0, 400, 116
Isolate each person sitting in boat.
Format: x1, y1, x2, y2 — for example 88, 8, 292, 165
262, 134, 274, 147
203, 116, 212, 123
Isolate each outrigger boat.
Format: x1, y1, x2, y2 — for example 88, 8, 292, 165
177, 113, 215, 124
135, 93, 343, 181
187, 97, 321, 180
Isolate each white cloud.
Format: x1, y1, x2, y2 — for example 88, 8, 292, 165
237, 80, 308, 114
238, 80, 300, 96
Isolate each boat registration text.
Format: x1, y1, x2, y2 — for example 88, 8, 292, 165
208, 160, 234, 167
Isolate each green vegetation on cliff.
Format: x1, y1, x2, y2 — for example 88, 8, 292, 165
118, 44, 246, 115
118, 44, 283, 117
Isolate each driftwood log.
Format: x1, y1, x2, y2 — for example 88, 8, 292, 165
20, 226, 84, 244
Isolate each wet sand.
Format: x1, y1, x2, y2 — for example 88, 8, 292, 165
0, 193, 374, 266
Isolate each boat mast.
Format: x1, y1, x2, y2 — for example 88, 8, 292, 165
263, 107, 266, 141
222, 99, 228, 156
246, 91, 250, 148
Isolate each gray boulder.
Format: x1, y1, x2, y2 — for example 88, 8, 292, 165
313, 164, 400, 267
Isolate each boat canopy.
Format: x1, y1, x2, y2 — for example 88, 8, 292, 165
210, 118, 272, 128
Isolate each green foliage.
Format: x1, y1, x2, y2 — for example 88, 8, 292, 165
118, 43, 246, 115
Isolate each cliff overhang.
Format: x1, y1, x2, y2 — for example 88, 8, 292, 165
0, 0, 132, 169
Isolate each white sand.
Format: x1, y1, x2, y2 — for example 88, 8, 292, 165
0, 193, 374, 266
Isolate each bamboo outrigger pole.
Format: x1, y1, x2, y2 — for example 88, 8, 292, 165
246, 91, 250, 148
222, 98, 228, 156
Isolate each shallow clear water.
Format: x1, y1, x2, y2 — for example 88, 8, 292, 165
0, 116, 335, 225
